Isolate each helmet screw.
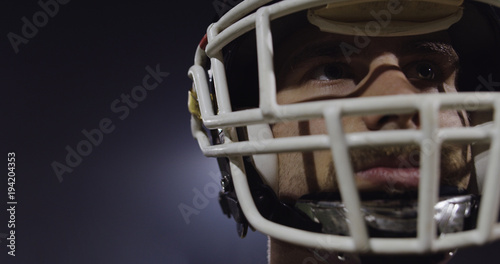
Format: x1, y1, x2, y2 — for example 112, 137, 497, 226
221, 174, 233, 192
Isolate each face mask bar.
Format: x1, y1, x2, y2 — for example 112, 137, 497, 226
188, 0, 500, 254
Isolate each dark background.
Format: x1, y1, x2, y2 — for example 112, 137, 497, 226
1, 0, 498, 263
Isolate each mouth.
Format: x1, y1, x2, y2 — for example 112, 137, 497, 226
355, 167, 420, 193
353, 156, 420, 194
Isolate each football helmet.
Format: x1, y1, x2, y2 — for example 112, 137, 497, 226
188, 0, 500, 255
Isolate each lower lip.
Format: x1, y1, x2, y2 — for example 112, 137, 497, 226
355, 167, 420, 190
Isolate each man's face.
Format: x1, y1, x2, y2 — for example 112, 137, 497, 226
272, 26, 471, 202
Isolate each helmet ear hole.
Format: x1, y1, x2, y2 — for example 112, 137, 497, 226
247, 124, 279, 193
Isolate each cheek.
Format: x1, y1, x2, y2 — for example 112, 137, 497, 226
342, 116, 367, 133
272, 121, 309, 200
439, 110, 465, 128
272, 121, 300, 138
313, 150, 337, 192
276, 152, 310, 201
308, 119, 327, 134
272, 120, 339, 199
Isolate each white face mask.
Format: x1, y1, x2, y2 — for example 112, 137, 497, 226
189, 0, 500, 255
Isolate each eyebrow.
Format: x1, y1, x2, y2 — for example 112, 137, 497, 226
282, 39, 460, 69
284, 41, 345, 69
401, 41, 459, 66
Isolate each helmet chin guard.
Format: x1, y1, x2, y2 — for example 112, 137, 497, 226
189, 0, 500, 254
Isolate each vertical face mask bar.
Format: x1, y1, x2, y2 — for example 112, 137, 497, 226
189, 65, 215, 120
417, 99, 442, 252
209, 53, 232, 114
477, 97, 500, 242
256, 8, 279, 118
324, 105, 371, 252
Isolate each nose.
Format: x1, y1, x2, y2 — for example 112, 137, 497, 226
360, 55, 420, 130
363, 111, 420, 130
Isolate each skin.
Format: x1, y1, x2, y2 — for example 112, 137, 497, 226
267, 25, 472, 264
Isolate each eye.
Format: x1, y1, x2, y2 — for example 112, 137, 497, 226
311, 63, 346, 81
405, 61, 439, 81
416, 62, 435, 80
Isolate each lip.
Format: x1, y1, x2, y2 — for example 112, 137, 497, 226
355, 167, 420, 191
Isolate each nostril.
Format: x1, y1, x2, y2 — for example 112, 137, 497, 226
412, 113, 420, 128
377, 115, 393, 128
363, 114, 396, 131
397, 112, 420, 129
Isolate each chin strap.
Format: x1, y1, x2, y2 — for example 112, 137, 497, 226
218, 156, 322, 238
296, 194, 480, 238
